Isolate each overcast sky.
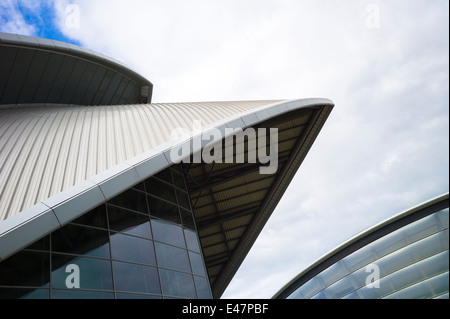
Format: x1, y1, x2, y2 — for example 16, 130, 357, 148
1, 0, 449, 299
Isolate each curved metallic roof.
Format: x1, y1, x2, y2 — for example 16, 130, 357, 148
273, 192, 449, 299
0, 32, 152, 105
0, 98, 334, 298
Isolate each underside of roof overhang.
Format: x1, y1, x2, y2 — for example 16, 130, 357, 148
183, 105, 333, 298
0, 99, 333, 299
0, 32, 153, 105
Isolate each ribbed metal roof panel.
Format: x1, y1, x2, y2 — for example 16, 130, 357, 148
0, 100, 283, 221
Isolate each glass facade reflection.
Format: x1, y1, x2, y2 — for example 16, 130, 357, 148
0, 165, 212, 299
285, 206, 449, 299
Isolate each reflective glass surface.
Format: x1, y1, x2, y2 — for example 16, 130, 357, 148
194, 275, 213, 299
288, 207, 449, 299
189, 251, 207, 277
160, 268, 197, 298
0, 167, 211, 299
152, 219, 186, 248
107, 205, 152, 239
51, 254, 113, 291
110, 232, 156, 265
155, 242, 191, 273
51, 224, 110, 258
112, 261, 161, 295
0, 251, 50, 288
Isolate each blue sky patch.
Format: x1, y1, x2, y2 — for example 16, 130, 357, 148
0, 0, 80, 45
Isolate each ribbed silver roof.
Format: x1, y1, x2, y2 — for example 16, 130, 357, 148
0, 100, 285, 221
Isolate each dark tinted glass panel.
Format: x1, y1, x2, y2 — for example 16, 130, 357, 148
154, 169, 172, 183
160, 269, 197, 298
132, 182, 145, 191
52, 224, 110, 258
107, 205, 152, 238
171, 170, 186, 190
112, 261, 161, 294
116, 292, 162, 299
145, 177, 176, 203
189, 252, 206, 276
0, 251, 49, 287
51, 254, 113, 290
110, 233, 156, 265
52, 289, 114, 299
155, 242, 191, 272
180, 208, 195, 230
152, 219, 186, 248
171, 164, 183, 174
108, 188, 148, 214
194, 276, 212, 299
25, 235, 50, 251
71, 204, 107, 229
0, 165, 213, 299
0, 288, 49, 299
176, 188, 191, 210
148, 195, 180, 224
185, 229, 201, 253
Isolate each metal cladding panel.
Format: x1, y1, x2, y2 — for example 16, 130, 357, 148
0, 100, 283, 221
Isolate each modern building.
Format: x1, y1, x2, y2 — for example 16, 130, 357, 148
273, 193, 449, 299
0, 32, 334, 299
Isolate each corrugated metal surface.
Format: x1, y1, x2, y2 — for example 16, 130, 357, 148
0, 100, 283, 222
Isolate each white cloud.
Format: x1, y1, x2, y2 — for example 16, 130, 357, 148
0, 0, 37, 35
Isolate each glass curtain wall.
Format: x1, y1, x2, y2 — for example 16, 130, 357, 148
287, 208, 449, 299
0, 165, 212, 299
